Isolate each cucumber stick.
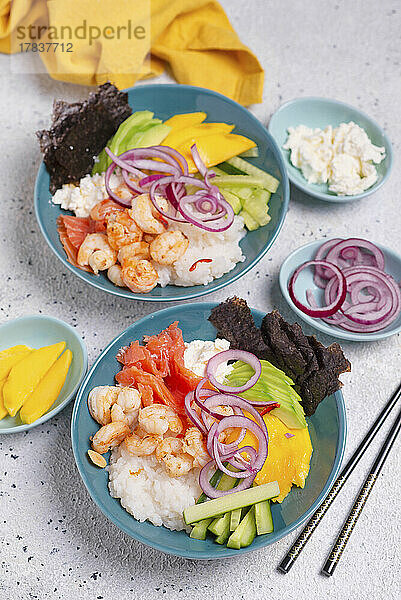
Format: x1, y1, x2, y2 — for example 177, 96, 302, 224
209, 511, 230, 537
227, 506, 257, 549
254, 500, 274, 535
214, 175, 266, 188
225, 156, 280, 193
229, 508, 242, 531
190, 471, 236, 540
239, 209, 259, 231
215, 514, 231, 545
184, 481, 280, 525
190, 518, 213, 540
222, 190, 242, 214
240, 147, 259, 158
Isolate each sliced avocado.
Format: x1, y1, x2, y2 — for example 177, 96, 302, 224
128, 122, 171, 149
271, 404, 306, 429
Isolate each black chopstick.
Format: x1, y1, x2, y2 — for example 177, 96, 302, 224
322, 401, 401, 576
278, 381, 401, 574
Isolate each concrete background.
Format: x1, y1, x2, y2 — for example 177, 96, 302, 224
0, 1, 400, 598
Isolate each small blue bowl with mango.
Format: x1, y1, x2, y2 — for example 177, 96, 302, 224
0, 314, 87, 434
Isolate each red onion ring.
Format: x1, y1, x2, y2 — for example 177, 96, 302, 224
326, 238, 385, 272
199, 460, 256, 499
206, 350, 262, 394
104, 162, 132, 207
313, 238, 343, 287
299, 240, 401, 333
289, 260, 347, 317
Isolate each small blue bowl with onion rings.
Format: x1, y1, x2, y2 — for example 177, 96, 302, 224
279, 239, 401, 342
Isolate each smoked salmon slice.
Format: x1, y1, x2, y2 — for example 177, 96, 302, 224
116, 365, 184, 414
115, 323, 202, 416
60, 216, 94, 249
57, 216, 92, 272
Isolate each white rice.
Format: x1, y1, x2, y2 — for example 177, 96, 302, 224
108, 447, 201, 531
156, 216, 246, 287
108, 338, 231, 531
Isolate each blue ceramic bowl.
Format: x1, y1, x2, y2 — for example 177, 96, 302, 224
71, 302, 346, 559
279, 239, 401, 342
35, 84, 289, 302
268, 97, 392, 202
0, 315, 87, 434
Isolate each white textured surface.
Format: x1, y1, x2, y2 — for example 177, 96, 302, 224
0, 1, 400, 598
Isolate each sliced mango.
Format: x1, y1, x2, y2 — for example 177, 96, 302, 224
20, 349, 72, 424
3, 342, 66, 417
162, 123, 235, 150
0, 378, 7, 420
163, 112, 207, 130
227, 413, 313, 503
180, 133, 257, 173
0, 345, 32, 380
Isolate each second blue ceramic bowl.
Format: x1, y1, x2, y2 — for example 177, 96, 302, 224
71, 302, 346, 559
268, 97, 392, 202
279, 239, 401, 342
35, 84, 289, 301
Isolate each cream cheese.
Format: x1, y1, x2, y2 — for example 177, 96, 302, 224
184, 338, 233, 382
283, 121, 385, 195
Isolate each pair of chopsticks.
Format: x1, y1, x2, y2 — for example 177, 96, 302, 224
278, 381, 401, 576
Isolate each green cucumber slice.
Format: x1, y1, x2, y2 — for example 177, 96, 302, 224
225, 156, 280, 193
222, 190, 242, 214
255, 500, 274, 535
214, 514, 231, 544
214, 175, 266, 188
190, 518, 213, 540
227, 506, 256, 549
208, 512, 230, 537
239, 209, 259, 231
183, 481, 280, 525
240, 147, 259, 158
229, 509, 242, 531
190, 470, 236, 538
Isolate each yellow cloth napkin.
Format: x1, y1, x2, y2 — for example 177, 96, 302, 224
0, 0, 264, 105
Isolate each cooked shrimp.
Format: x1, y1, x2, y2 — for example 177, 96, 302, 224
110, 403, 128, 424
87, 386, 120, 425
116, 387, 141, 426
129, 194, 168, 235
149, 231, 189, 265
91, 421, 130, 454
122, 258, 158, 293
138, 404, 183, 436
107, 264, 126, 287
118, 242, 150, 265
183, 427, 210, 467
155, 437, 194, 477
77, 233, 117, 274
123, 429, 161, 456
90, 199, 123, 222
106, 211, 143, 250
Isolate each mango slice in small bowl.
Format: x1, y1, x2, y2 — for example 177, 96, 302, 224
0, 315, 87, 434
